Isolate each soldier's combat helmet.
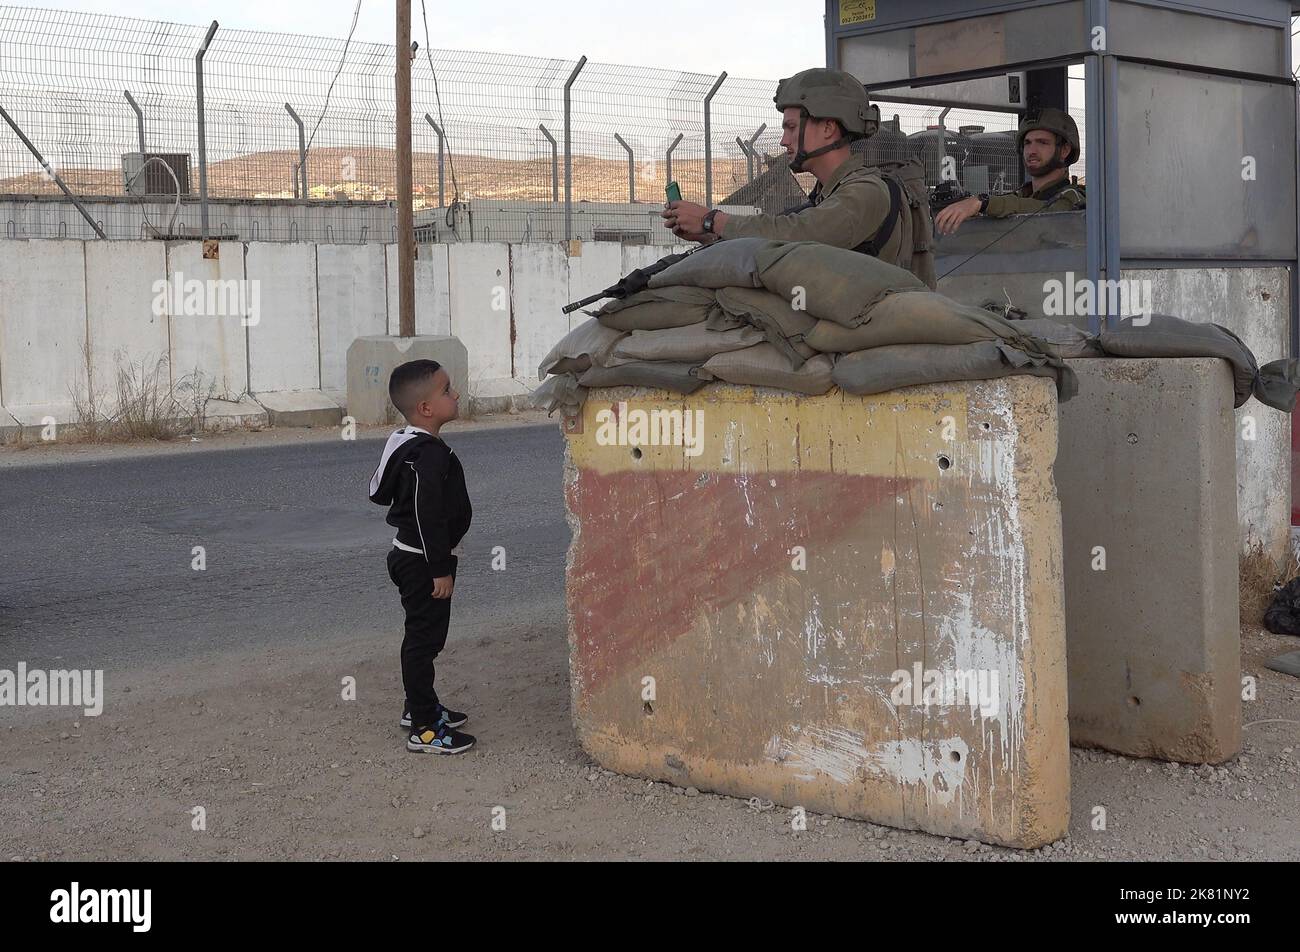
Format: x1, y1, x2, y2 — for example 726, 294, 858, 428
1015, 107, 1080, 168
773, 68, 879, 172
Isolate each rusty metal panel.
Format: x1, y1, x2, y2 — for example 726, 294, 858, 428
563, 380, 1070, 848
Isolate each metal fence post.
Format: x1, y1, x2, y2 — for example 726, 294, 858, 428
539, 123, 558, 203
124, 90, 146, 153
285, 103, 306, 201
665, 133, 682, 189
195, 20, 219, 239
423, 114, 445, 207
613, 132, 634, 203
735, 137, 752, 183
703, 71, 726, 209
746, 122, 766, 181
563, 55, 586, 242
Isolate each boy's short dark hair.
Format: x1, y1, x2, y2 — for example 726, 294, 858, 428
389, 359, 443, 419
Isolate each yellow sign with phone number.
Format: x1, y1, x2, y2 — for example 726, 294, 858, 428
839, 0, 876, 25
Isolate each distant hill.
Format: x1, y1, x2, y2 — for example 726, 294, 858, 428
0, 146, 800, 206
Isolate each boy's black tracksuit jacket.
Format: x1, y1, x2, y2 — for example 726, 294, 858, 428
368, 426, 472, 576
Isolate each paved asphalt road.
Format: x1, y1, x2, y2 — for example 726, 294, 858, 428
0, 424, 569, 671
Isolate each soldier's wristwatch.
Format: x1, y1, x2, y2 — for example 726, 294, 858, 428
977, 193, 990, 214
702, 209, 719, 234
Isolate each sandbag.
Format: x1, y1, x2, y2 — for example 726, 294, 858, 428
716, 287, 818, 369
804, 291, 1007, 352
604, 323, 764, 366
1099, 314, 1257, 408
646, 237, 773, 290
593, 286, 722, 332
699, 344, 834, 395
1255, 358, 1300, 413
532, 372, 586, 416
1009, 318, 1104, 359
832, 341, 1060, 396
578, 360, 708, 394
756, 240, 927, 327
537, 317, 626, 380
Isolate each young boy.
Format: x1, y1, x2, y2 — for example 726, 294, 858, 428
368, 359, 475, 754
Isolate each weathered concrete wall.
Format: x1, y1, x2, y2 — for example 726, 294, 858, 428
165, 241, 249, 400
0, 240, 87, 424
85, 241, 169, 417
1058, 358, 1241, 763
1125, 268, 1291, 563
0, 238, 693, 429
317, 244, 388, 400
563, 380, 1070, 848
245, 243, 320, 393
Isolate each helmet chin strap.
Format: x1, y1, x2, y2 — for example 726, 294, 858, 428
789, 112, 853, 174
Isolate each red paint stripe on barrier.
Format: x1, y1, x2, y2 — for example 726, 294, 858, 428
567, 467, 920, 693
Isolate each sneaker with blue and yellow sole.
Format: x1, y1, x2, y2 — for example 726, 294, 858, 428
407, 724, 475, 755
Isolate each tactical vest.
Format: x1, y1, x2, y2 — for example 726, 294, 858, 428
788, 157, 937, 289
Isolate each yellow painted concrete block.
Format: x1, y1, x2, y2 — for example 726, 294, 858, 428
564, 379, 1070, 847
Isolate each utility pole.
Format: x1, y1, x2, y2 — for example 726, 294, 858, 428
395, 0, 415, 337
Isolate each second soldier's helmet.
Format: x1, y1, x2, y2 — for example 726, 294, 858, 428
1016, 107, 1080, 165
774, 68, 879, 138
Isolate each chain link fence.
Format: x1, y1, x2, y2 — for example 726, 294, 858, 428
0, 6, 1085, 244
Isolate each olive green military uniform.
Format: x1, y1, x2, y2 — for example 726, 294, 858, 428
984, 176, 1085, 217
720, 154, 905, 263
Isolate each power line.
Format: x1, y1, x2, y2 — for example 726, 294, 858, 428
420, 0, 461, 211
304, 0, 362, 157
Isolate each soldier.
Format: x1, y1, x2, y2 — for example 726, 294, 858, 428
934, 107, 1085, 236
661, 68, 919, 276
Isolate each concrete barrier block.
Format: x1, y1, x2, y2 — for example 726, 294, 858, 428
447, 243, 512, 400
385, 243, 451, 337
1058, 357, 1240, 763
511, 243, 569, 386
203, 395, 267, 430
0, 239, 87, 427
85, 241, 170, 417
566, 242, 623, 331
246, 243, 320, 393
346, 335, 468, 425
256, 390, 342, 428
564, 379, 1070, 847
1126, 268, 1290, 563
165, 242, 249, 400
317, 244, 388, 396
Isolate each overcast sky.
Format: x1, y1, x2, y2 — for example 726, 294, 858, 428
17, 0, 827, 80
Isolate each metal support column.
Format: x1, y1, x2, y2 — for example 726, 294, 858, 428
285, 103, 306, 201
539, 123, 558, 202
423, 114, 445, 207
124, 89, 146, 153
195, 20, 219, 239
613, 132, 634, 203
563, 56, 587, 241
703, 71, 727, 208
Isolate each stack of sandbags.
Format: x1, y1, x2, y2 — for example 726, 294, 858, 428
749, 241, 1076, 399
534, 238, 1082, 413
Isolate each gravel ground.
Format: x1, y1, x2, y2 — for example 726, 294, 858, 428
2, 614, 1297, 862
2, 417, 1298, 861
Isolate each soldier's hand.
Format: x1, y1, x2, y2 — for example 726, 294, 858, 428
432, 575, 454, 599
935, 196, 983, 236
661, 200, 709, 240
